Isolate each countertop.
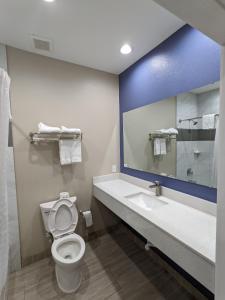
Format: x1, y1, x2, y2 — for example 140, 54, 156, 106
94, 178, 216, 264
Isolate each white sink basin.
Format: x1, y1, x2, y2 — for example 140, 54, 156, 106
125, 192, 168, 211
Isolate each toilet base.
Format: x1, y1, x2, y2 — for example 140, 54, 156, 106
55, 264, 82, 294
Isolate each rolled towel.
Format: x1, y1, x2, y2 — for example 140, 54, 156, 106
167, 128, 178, 135
157, 128, 178, 135
61, 126, 81, 134
38, 122, 61, 133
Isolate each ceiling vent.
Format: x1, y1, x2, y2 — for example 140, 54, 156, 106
216, 0, 225, 10
32, 35, 52, 52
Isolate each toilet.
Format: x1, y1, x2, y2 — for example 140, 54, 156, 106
40, 193, 85, 294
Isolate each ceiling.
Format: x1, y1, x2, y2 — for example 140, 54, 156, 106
191, 81, 220, 94
153, 0, 225, 45
0, 0, 184, 74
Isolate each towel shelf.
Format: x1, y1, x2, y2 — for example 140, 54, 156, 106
29, 132, 82, 144
149, 132, 177, 141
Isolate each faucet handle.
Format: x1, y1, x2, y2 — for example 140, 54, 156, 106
149, 180, 161, 196
149, 180, 160, 188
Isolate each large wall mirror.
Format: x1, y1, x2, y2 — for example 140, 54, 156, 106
123, 81, 220, 188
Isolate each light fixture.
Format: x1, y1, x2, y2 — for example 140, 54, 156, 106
120, 44, 132, 55
43, 0, 55, 2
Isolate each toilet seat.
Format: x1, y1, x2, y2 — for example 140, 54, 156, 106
48, 198, 78, 239
52, 233, 85, 265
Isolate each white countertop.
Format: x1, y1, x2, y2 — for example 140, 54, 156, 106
93, 177, 216, 264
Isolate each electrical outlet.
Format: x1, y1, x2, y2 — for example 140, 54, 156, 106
112, 165, 117, 173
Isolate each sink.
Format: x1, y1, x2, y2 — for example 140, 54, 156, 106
125, 192, 168, 211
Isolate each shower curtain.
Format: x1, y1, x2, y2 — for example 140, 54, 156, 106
213, 119, 219, 187
0, 68, 11, 296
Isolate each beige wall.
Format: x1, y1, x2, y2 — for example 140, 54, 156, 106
123, 97, 176, 176
7, 47, 120, 265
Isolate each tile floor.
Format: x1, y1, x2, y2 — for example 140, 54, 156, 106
7, 229, 207, 300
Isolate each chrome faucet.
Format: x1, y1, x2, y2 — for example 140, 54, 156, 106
149, 181, 161, 196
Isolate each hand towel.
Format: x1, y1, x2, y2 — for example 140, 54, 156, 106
154, 138, 167, 156
154, 138, 161, 156
160, 138, 167, 155
59, 140, 82, 165
38, 122, 61, 133
71, 140, 82, 163
59, 140, 72, 165
61, 126, 81, 134
202, 114, 215, 129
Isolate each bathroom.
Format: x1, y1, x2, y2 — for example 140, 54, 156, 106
1, 0, 225, 299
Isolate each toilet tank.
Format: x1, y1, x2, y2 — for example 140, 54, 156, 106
40, 196, 77, 233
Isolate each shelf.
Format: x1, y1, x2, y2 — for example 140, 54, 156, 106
30, 132, 82, 144
149, 132, 177, 141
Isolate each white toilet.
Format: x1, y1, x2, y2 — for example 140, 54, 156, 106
40, 193, 85, 294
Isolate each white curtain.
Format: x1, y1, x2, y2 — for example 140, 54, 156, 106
0, 68, 11, 295
213, 119, 219, 187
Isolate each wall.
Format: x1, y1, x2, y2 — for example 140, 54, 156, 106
119, 25, 220, 202
0, 44, 7, 70
215, 46, 225, 300
7, 47, 120, 265
123, 97, 176, 176
176, 92, 198, 129
0, 44, 21, 273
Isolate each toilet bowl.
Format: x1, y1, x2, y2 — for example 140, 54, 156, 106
40, 195, 85, 294
52, 233, 85, 293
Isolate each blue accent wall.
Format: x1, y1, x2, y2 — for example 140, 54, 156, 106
119, 25, 220, 203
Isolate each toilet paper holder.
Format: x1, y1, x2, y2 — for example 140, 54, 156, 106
80, 210, 93, 228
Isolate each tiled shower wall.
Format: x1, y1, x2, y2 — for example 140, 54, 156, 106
176, 89, 219, 187
0, 44, 21, 272
176, 141, 215, 187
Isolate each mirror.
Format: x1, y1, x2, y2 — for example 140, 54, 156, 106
123, 82, 220, 188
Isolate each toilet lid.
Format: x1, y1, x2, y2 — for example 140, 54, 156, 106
48, 198, 78, 238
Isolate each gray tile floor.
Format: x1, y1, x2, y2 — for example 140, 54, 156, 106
7, 229, 206, 300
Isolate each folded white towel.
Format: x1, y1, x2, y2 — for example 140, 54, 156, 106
160, 138, 167, 155
154, 138, 161, 156
59, 140, 71, 165
59, 140, 82, 165
71, 140, 82, 163
61, 126, 81, 134
202, 114, 215, 129
38, 122, 61, 133
154, 138, 167, 156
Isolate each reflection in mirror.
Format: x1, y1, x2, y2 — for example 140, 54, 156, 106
123, 81, 219, 188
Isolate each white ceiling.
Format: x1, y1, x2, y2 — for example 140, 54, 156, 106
0, 0, 184, 74
153, 0, 225, 45
191, 81, 220, 94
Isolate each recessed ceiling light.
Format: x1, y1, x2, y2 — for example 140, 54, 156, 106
43, 0, 55, 2
120, 44, 132, 55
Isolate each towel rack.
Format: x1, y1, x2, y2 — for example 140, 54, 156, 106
29, 132, 82, 144
178, 113, 219, 124
149, 132, 177, 141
